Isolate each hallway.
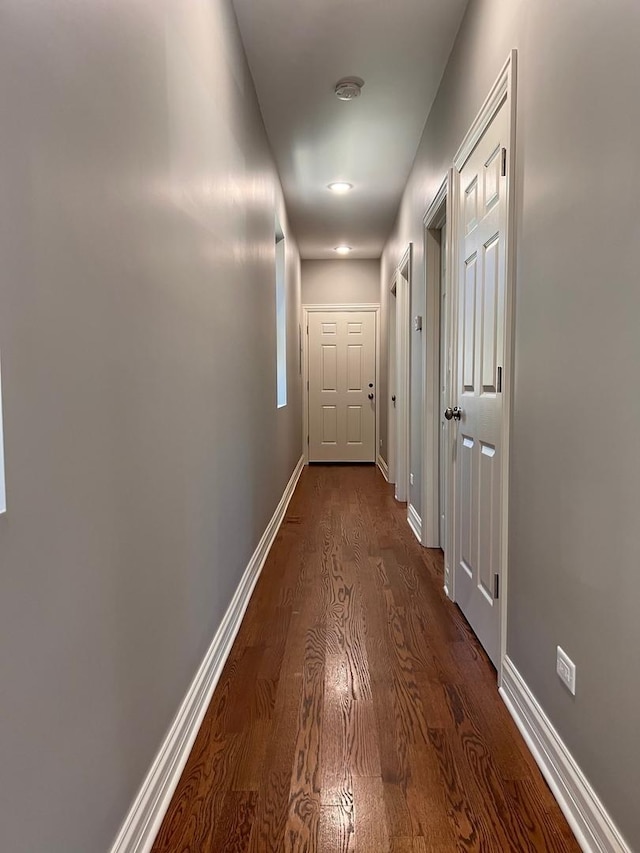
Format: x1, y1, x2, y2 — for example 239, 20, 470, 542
152, 465, 578, 852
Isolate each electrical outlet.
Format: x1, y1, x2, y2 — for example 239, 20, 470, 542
410, 472, 414, 485
556, 646, 576, 695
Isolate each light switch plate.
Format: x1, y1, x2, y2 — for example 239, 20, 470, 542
556, 646, 576, 695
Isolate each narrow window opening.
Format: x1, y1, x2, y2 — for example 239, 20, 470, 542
275, 217, 287, 408
0, 358, 6, 513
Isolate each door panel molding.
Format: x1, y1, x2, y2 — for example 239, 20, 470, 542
449, 49, 517, 681
302, 304, 380, 465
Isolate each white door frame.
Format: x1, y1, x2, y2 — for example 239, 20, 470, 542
450, 50, 518, 678
302, 303, 380, 465
422, 176, 454, 589
387, 276, 398, 485
393, 246, 411, 504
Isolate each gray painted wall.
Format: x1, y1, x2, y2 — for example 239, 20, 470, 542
0, 2, 301, 851
302, 259, 380, 305
381, 0, 640, 845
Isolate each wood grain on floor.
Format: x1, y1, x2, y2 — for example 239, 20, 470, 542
152, 464, 579, 852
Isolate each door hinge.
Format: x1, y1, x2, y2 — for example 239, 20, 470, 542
497, 366, 502, 393
306, 324, 309, 334
307, 434, 309, 445
306, 380, 309, 390
501, 147, 507, 177
494, 574, 500, 599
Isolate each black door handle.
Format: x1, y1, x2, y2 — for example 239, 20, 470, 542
368, 393, 374, 400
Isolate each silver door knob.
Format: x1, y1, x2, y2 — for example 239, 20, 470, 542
444, 406, 462, 421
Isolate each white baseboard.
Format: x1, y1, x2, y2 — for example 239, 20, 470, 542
407, 503, 422, 543
443, 564, 453, 601
500, 656, 630, 853
109, 455, 305, 853
377, 455, 389, 482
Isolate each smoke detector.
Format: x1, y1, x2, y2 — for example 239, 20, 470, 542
334, 77, 364, 101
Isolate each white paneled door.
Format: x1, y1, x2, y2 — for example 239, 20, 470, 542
452, 99, 509, 668
308, 311, 376, 462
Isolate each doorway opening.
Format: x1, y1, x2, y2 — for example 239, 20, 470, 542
423, 178, 452, 588
389, 246, 411, 505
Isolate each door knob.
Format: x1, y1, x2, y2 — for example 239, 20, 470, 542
391, 395, 396, 402
368, 393, 374, 400
444, 406, 462, 421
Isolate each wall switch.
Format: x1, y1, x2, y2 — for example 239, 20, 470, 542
414, 315, 422, 332
0, 357, 6, 514
556, 646, 576, 695
410, 472, 414, 485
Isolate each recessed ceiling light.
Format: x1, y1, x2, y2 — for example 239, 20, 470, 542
334, 245, 352, 255
328, 182, 353, 194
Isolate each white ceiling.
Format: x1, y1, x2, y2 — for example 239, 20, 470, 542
232, 0, 469, 259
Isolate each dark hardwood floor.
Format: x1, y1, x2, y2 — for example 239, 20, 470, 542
152, 464, 579, 852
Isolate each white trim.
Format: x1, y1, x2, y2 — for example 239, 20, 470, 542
394, 246, 412, 504
302, 302, 381, 312
498, 50, 518, 677
500, 657, 631, 853
422, 176, 449, 551
450, 50, 518, 668
407, 503, 422, 543
446, 163, 460, 604
387, 274, 398, 486
377, 455, 389, 482
302, 304, 380, 465
109, 456, 305, 853
423, 178, 449, 231
397, 246, 411, 278
454, 50, 514, 171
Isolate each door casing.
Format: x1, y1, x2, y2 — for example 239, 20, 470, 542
393, 246, 411, 506
422, 176, 454, 588
302, 303, 380, 465
387, 278, 397, 484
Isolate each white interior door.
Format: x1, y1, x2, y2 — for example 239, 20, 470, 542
308, 311, 376, 462
452, 100, 509, 668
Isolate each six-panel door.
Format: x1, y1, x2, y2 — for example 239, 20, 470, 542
308, 311, 376, 462
453, 100, 509, 668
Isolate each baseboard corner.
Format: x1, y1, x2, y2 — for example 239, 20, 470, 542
109, 454, 304, 853
376, 455, 389, 482
500, 656, 630, 853
407, 503, 422, 544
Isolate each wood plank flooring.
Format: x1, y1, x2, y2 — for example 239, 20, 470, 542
152, 464, 579, 852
